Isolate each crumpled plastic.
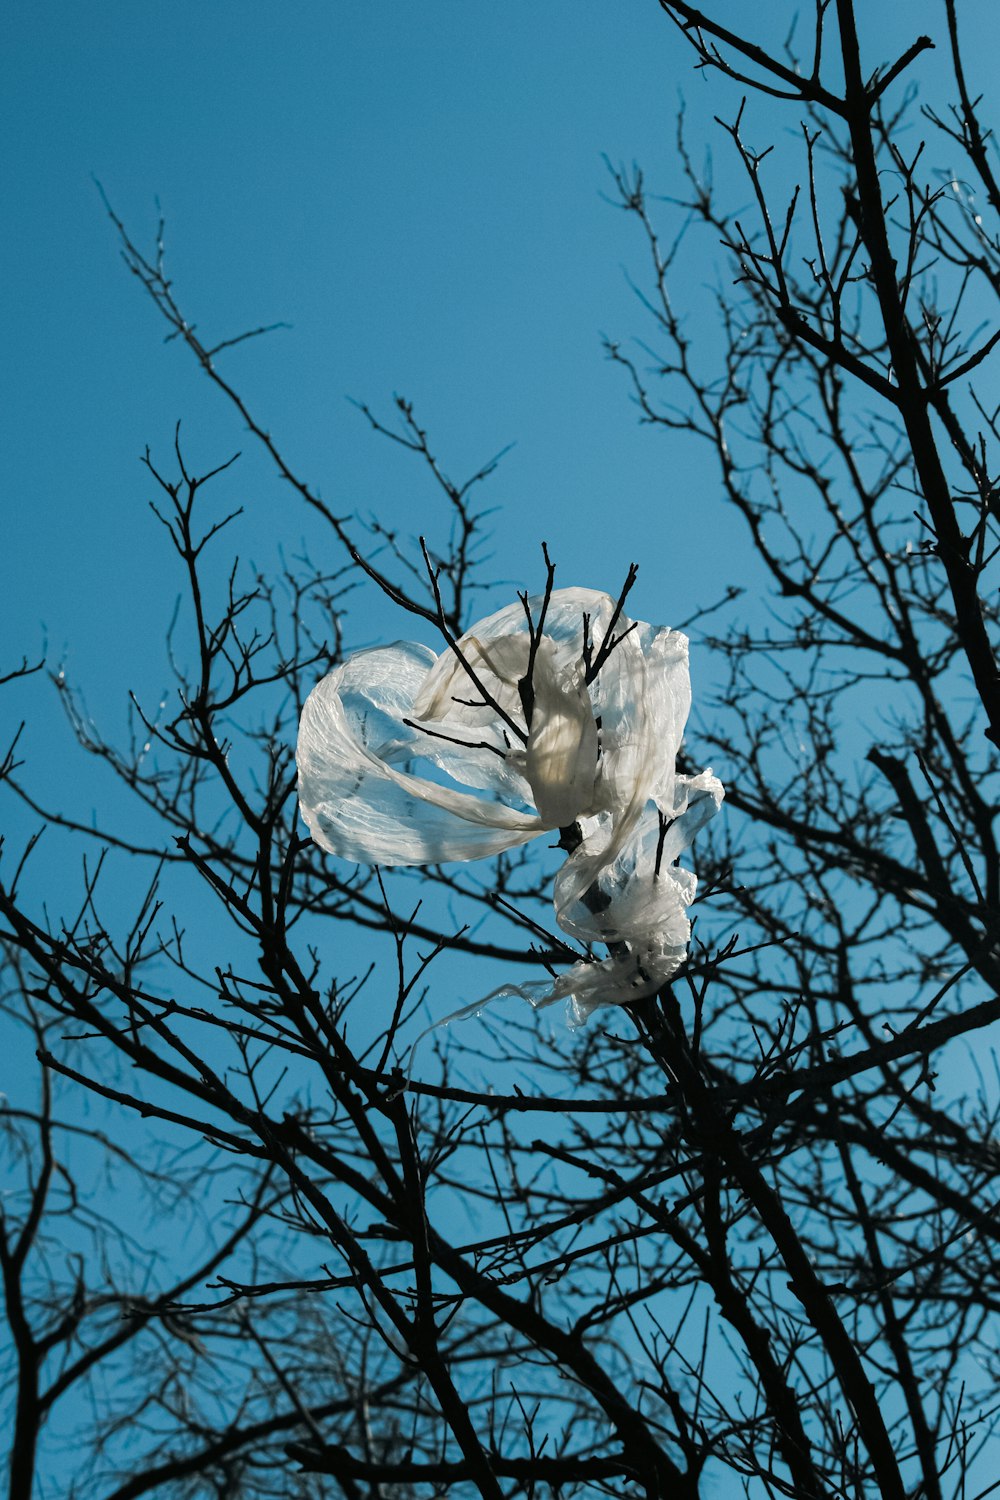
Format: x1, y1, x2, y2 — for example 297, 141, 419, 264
296, 587, 723, 1019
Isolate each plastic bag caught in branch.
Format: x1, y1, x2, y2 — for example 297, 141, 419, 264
296, 587, 723, 1019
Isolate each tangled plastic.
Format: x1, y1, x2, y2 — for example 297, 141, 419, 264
296, 587, 723, 1023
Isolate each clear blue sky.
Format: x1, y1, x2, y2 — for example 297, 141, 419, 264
6, 0, 994, 733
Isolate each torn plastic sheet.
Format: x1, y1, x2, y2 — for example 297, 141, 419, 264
297, 587, 723, 1021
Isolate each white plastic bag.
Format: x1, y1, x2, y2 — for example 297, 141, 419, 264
297, 587, 723, 1018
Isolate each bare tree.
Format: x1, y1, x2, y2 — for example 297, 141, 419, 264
3, 2, 1000, 1496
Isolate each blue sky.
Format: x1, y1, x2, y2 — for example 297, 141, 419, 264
2, 2, 734, 690
3, 0, 995, 725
